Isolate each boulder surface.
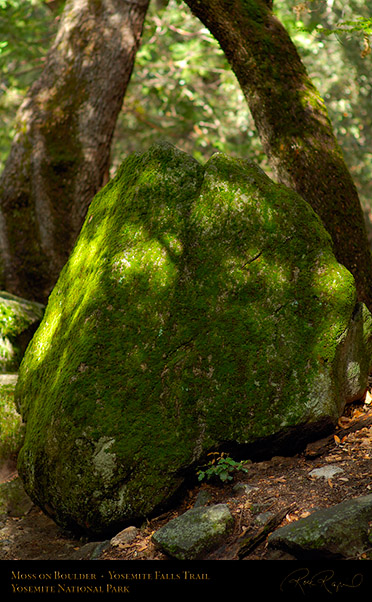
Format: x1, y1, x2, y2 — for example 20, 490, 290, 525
15, 142, 372, 535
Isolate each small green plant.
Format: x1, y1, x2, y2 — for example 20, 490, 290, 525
197, 452, 250, 483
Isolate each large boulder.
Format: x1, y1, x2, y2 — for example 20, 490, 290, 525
15, 142, 372, 536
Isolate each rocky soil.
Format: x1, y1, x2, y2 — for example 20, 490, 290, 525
1, 395, 372, 562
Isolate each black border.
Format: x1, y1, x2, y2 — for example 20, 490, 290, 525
1, 559, 371, 600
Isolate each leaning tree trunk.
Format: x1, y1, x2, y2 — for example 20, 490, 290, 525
0, 0, 150, 303
184, 0, 372, 311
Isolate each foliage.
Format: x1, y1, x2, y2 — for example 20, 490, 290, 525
317, 17, 372, 36
1, 0, 372, 243
275, 0, 372, 239
112, 0, 372, 244
197, 452, 250, 483
0, 0, 58, 170
111, 0, 266, 174
279, 0, 372, 32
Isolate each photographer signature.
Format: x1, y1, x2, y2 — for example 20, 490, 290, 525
280, 568, 363, 595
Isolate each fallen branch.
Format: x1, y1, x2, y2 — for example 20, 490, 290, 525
305, 408, 372, 457
237, 503, 296, 559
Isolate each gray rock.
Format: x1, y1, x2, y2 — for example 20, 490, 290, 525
70, 540, 110, 560
309, 465, 344, 479
14, 142, 372, 536
268, 494, 372, 559
0, 476, 33, 520
193, 489, 212, 508
110, 526, 138, 546
232, 483, 258, 496
254, 511, 276, 526
152, 503, 234, 560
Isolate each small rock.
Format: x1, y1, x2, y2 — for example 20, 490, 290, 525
254, 511, 276, 526
268, 493, 372, 559
0, 291, 44, 373
232, 483, 258, 496
270, 456, 294, 466
90, 540, 111, 559
0, 477, 33, 519
152, 503, 234, 560
193, 489, 212, 508
70, 540, 110, 560
309, 465, 344, 480
110, 526, 138, 547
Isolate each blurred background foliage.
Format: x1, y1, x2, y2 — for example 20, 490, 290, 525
1, 0, 372, 240
0, 0, 60, 167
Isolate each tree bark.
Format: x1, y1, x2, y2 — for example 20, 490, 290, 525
184, 0, 372, 311
0, 0, 149, 303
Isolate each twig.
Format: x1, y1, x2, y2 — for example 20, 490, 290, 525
346, 545, 372, 560
305, 408, 372, 457
237, 502, 296, 559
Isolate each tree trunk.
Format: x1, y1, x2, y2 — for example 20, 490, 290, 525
184, 0, 372, 311
0, 0, 149, 303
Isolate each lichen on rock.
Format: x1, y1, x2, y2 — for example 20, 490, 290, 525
152, 503, 234, 560
14, 142, 372, 536
268, 494, 372, 559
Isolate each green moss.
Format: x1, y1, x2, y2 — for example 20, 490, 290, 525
0, 292, 44, 372
15, 142, 372, 535
0, 375, 23, 462
269, 495, 372, 558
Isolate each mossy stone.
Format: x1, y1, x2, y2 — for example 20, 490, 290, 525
0, 477, 33, 523
0, 292, 44, 372
152, 503, 234, 560
15, 142, 372, 536
268, 494, 372, 559
0, 374, 23, 462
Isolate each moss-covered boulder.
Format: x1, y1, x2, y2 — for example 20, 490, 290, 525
15, 142, 372, 536
0, 292, 44, 372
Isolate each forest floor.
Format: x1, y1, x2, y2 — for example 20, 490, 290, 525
1, 396, 372, 562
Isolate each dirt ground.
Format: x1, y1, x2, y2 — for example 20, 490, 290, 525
1, 396, 372, 562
